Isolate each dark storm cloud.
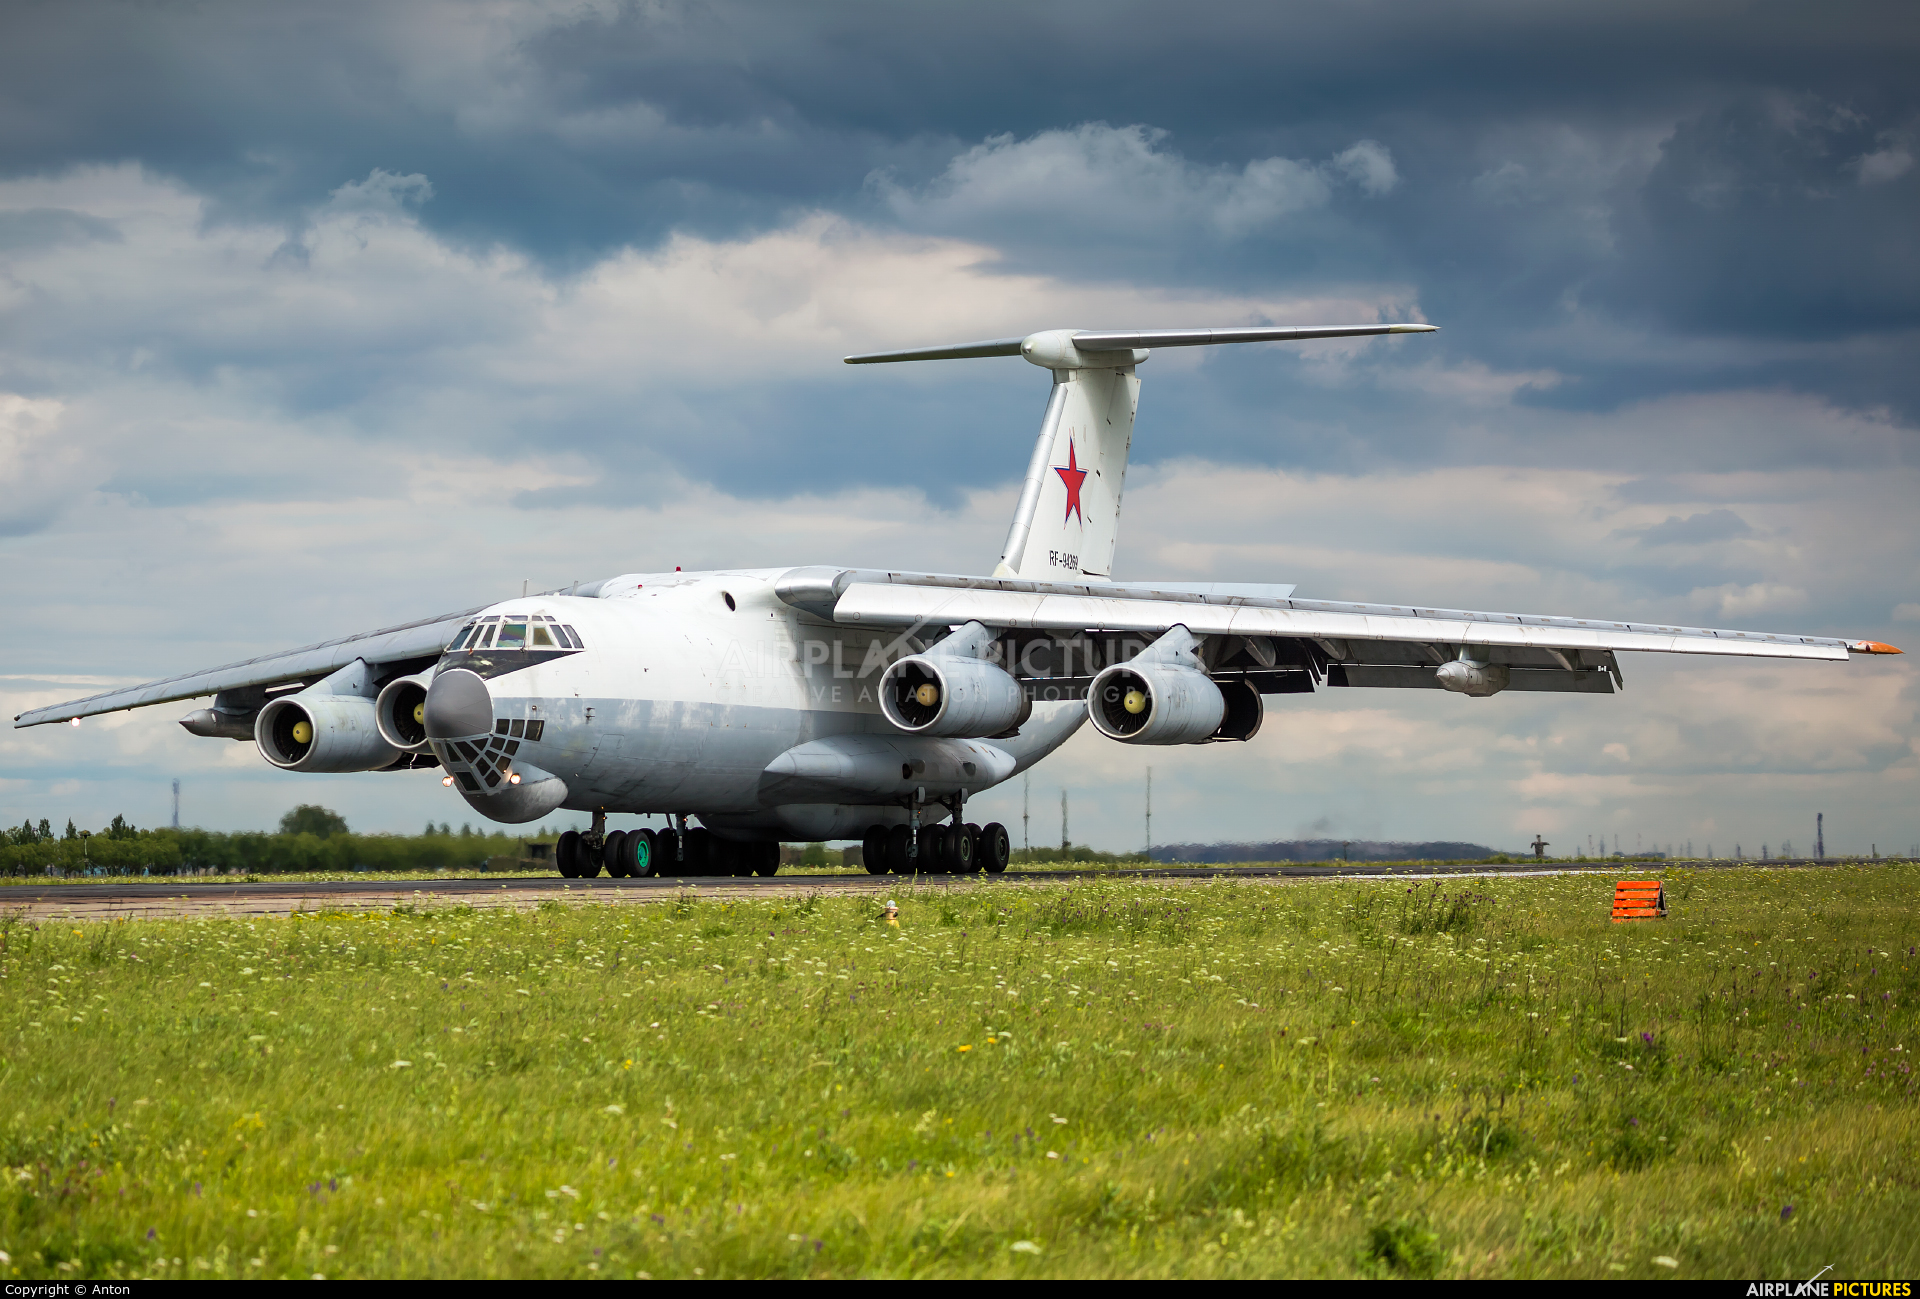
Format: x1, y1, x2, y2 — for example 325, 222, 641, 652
2, 0, 1917, 481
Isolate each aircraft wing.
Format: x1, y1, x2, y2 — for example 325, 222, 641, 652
774, 567, 1899, 694
12, 605, 489, 728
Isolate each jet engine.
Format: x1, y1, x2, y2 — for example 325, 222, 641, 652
879, 641, 1027, 738
1087, 660, 1226, 745
374, 672, 433, 751
256, 694, 403, 773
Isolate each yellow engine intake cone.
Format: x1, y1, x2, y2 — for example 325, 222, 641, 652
914, 683, 940, 707
291, 719, 313, 745
1123, 689, 1148, 715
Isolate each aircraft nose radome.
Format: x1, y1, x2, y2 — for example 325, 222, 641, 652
424, 669, 493, 739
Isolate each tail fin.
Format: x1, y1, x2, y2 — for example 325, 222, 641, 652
844, 322, 1435, 581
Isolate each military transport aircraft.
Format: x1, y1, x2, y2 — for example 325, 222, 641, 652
14, 323, 1902, 879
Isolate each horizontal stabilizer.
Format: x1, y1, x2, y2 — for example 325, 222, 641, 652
844, 324, 1434, 365
843, 337, 1025, 364
1070, 324, 1434, 349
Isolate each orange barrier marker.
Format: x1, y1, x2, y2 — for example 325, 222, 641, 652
1611, 879, 1666, 922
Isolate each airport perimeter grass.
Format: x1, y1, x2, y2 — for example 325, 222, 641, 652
1, 865, 1915, 1279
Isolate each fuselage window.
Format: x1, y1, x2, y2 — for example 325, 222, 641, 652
498, 622, 527, 649
560, 625, 584, 648
531, 626, 555, 648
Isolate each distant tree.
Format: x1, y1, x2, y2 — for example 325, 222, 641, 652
106, 814, 137, 841
424, 821, 439, 836
801, 842, 828, 866
460, 823, 474, 838
279, 805, 349, 838
64, 819, 78, 841
441, 822, 452, 837
37, 818, 50, 841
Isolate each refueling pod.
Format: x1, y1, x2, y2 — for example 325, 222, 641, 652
375, 671, 434, 751
254, 659, 403, 773
879, 621, 1028, 738
1087, 625, 1231, 746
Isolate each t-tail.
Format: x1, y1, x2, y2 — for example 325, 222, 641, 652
846, 323, 1436, 581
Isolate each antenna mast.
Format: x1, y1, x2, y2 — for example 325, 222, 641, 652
1145, 767, 1152, 856
172, 779, 180, 829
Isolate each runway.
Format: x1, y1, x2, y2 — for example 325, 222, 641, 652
0, 858, 1836, 922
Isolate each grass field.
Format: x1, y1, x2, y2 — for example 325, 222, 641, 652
1, 865, 1914, 1279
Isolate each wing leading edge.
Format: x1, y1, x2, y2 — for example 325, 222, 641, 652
11, 605, 490, 728
781, 569, 1896, 665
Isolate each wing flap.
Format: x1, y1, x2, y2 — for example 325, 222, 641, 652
12, 605, 489, 727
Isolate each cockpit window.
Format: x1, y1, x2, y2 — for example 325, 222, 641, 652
560, 625, 585, 648
449, 623, 476, 650
474, 624, 496, 649
498, 622, 528, 649
531, 625, 555, 647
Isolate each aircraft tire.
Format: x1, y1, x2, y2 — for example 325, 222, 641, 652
979, 823, 1011, 874
603, 830, 630, 877
862, 826, 888, 875
919, 825, 946, 874
683, 828, 713, 876
753, 842, 780, 877
943, 824, 974, 872
556, 830, 582, 878
654, 828, 681, 876
626, 827, 657, 877
886, 824, 913, 873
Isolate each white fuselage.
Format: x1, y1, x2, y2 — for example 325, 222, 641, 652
428, 568, 1083, 838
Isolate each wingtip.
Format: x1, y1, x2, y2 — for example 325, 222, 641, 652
1850, 640, 1903, 655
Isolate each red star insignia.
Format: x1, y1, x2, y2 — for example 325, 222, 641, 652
1054, 439, 1088, 525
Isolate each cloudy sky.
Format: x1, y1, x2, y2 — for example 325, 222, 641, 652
3, 0, 1916, 855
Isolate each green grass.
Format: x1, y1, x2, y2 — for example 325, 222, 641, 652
1, 865, 1915, 1279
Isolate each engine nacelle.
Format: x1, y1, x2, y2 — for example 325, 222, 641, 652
256, 694, 404, 773
879, 655, 1027, 738
1435, 658, 1510, 697
375, 672, 433, 751
1088, 661, 1226, 745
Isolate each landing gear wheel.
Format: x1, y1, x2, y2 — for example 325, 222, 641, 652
654, 828, 681, 876
753, 842, 780, 877
943, 824, 974, 872
602, 829, 630, 877
918, 825, 946, 874
979, 822, 1011, 875
623, 827, 657, 877
711, 837, 745, 877
556, 830, 583, 878
579, 838, 605, 878
862, 825, 889, 876
887, 824, 913, 874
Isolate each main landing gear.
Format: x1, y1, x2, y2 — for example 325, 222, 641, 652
555, 816, 780, 879
862, 820, 1010, 875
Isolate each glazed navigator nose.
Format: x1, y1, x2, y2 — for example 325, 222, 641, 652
424, 668, 493, 740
